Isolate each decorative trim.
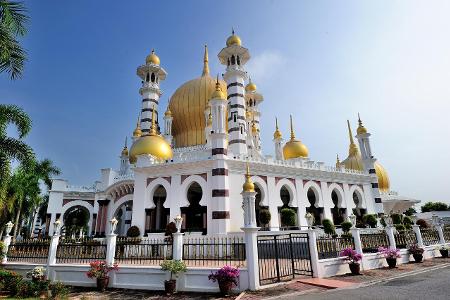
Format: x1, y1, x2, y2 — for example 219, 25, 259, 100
212, 148, 227, 155
229, 139, 246, 145
63, 199, 95, 207
227, 82, 244, 88
212, 168, 228, 176
256, 175, 267, 184
147, 177, 171, 186
141, 108, 158, 113
142, 98, 158, 104
212, 211, 230, 219
228, 127, 240, 133
212, 189, 229, 197
230, 104, 245, 109
228, 116, 246, 122
227, 93, 244, 99
181, 173, 208, 184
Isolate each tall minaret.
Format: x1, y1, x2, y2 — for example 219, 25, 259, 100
218, 30, 250, 157
137, 49, 167, 134
119, 137, 130, 175
209, 77, 230, 234
273, 118, 284, 160
163, 106, 173, 145
355, 115, 383, 213
245, 78, 264, 134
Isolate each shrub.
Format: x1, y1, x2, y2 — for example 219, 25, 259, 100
391, 214, 403, 225
421, 202, 449, 213
362, 214, 378, 228
165, 222, 177, 237
259, 209, 271, 227
322, 219, 336, 236
126, 225, 140, 237
0, 269, 22, 294
49, 281, 70, 299
280, 208, 297, 227
340, 221, 352, 233
208, 266, 240, 286
408, 244, 424, 255
416, 219, 428, 229
160, 260, 187, 280
0, 241, 5, 257
403, 216, 413, 229
340, 247, 362, 264
86, 261, 118, 279
395, 224, 406, 231
378, 247, 401, 259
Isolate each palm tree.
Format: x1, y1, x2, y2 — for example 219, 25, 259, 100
0, 0, 29, 80
0, 104, 34, 209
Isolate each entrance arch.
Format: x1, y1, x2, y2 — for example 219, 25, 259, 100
146, 185, 170, 233
331, 189, 346, 225
180, 182, 207, 233
62, 205, 90, 237
113, 200, 133, 236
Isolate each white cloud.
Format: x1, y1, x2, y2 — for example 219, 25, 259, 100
246, 51, 286, 85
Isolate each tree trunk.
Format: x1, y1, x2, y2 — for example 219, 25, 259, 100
12, 203, 22, 238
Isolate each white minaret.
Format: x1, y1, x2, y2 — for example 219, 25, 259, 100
119, 137, 130, 175
209, 77, 230, 234
355, 115, 383, 213
163, 106, 173, 146
137, 49, 167, 134
218, 30, 250, 157
245, 78, 264, 134
273, 118, 284, 160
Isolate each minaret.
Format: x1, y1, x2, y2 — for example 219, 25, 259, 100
218, 30, 250, 157
137, 49, 167, 134
241, 163, 257, 228
273, 118, 284, 160
245, 78, 264, 136
119, 137, 130, 175
209, 76, 230, 234
355, 115, 383, 212
163, 106, 173, 145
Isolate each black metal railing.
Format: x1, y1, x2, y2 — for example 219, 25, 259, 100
420, 228, 440, 246
56, 237, 106, 264
360, 231, 389, 253
443, 227, 450, 243
114, 237, 172, 265
182, 236, 245, 267
6, 238, 50, 264
394, 230, 417, 249
316, 236, 355, 259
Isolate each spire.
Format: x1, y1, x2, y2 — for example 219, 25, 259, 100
347, 120, 358, 155
202, 44, 209, 76
273, 117, 282, 140
133, 115, 142, 138
121, 136, 129, 156
232, 27, 235, 35
124, 136, 128, 148
150, 105, 157, 135
347, 120, 355, 145
357, 113, 368, 135
289, 115, 296, 140
336, 154, 341, 168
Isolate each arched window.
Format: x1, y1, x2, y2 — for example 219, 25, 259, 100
352, 190, 367, 220
278, 185, 298, 228
63, 206, 90, 237
227, 58, 230, 66
280, 186, 290, 207
331, 190, 346, 225
181, 182, 207, 234
237, 55, 241, 65
113, 200, 133, 236
231, 55, 235, 65
145, 73, 150, 82
151, 73, 155, 83
306, 188, 323, 225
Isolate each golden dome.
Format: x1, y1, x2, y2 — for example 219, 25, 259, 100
283, 115, 309, 159
133, 117, 142, 138
242, 163, 255, 192
168, 46, 227, 147
273, 117, 282, 140
226, 30, 242, 47
146, 49, 160, 65
211, 76, 226, 100
245, 80, 257, 92
357, 114, 367, 135
342, 121, 390, 192
164, 107, 172, 117
121, 137, 129, 156
129, 108, 172, 163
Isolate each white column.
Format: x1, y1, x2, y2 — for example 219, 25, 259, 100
307, 229, 320, 278
105, 234, 117, 266
350, 227, 364, 254
172, 232, 183, 261
436, 224, 445, 244
47, 234, 60, 266
320, 181, 333, 221
131, 171, 147, 236
412, 225, 424, 248
1, 235, 12, 264
385, 225, 396, 249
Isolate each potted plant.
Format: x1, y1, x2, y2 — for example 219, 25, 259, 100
408, 244, 424, 262
86, 260, 119, 291
436, 245, 449, 258
208, 265, 240, 296
378, 247, 401, 268
160, 260, 187, 294
340, 247, 362, 275
26, 266, 46, 282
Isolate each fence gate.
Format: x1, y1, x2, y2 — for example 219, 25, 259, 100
257, 233, 312, 286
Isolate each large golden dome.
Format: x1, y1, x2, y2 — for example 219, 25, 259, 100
283, 115, 309, 159
168, 46, 227, 147
342, 120, 390, 193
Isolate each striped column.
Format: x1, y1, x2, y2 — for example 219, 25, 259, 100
140, 87, 160, 134
225, 71, 248, 156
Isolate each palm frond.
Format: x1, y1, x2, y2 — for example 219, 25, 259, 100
0, 104, 32, 138
0, 26, 26, 79
0, 0, 29, 36
0, 136, 34, 164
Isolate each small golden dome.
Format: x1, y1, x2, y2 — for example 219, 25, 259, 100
121, 146, 129, 156
164, 107, 172, 117
245, 81, 257, 92
129, 107, 172, 163
211, 76, 226, 100
226, 29, 242, 47
357, 114, 367, 135
273, 118, 282, 140
146, 49, 160, 65
283, 115, 309, 159
246, 110, 252, 119
242, 163, 255, 192
133, 117, 142, 138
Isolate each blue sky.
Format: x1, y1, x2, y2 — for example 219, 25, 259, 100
2, 1, 450, 204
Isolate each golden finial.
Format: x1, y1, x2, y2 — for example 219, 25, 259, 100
347, 120, 358, 156
133, 115, 142, 137
357, 113, 368, 135
150, 105, 157, 135
289, 115, 296, 140
211, 74, 225, 99
121, 136, 129, 156
202, 44, 209, 76
243, 162, 255, 192
335, 154, 341, 168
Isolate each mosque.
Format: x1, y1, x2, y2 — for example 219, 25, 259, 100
45, 31, 419, 237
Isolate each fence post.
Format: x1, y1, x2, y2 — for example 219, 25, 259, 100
412, 225, 424, 248
307, 229, 320, 278
1, 234, 12, 264
172, 232, 183, 261
105, 234, 117, 266
47, 234, 60, 266
350, 228, 363, 254
435, 224, 445, 244
385, 225, 396, 249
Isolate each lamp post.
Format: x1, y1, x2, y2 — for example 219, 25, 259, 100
109, 217, 118, 235
305, 212, 314, 229
53, 219, 61, 236
5, 221, 14, 236
174, 215, 183, 233
348, 214, 357, 228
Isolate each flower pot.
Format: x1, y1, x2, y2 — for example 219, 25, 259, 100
164, 279, 176, 294
386, 258, 397, 268
96, 277, 109, 292
218, 280, 234, 296
349, 262, 360, 275
413, 253, 423, 263
439, 249, 448, 258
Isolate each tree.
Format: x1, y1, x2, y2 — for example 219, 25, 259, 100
421, 202, 449, 213
404, 207, 417, 216
280, 208, 297, 227
0, 0, 29, 80
258, 209, 271, 227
